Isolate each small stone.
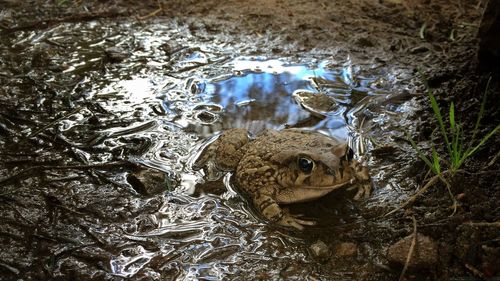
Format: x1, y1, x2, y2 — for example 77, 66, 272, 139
127, 167, 169, 196
104, 47, 129, 63
353, 36, 375, 48
334, 242, 358, 257
31, 43, 56, 68
387, 233, 438, 270
195, 110, 218, 124
309, 240, 331, 261
292, 91, 337, 118
456, 193, 466, 201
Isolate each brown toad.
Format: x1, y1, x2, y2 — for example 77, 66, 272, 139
195, 128, 371, 230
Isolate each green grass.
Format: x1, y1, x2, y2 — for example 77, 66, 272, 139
413, 77, 500, 175
393, 78, 500, 216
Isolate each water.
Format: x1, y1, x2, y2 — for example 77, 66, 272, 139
0, 18, 419, 280
99, 56, 406, 279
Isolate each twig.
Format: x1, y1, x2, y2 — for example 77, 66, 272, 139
464, 221, 500, 227
28, 108, 83, 138
399, 216, 418, 281
385, 173, 440, 216
486, 150, 500, 169
385, 170, 456, 217
0, 167, 38, 192
419, 22, 427, 40
44, 175, 85, 183
78, 223, 107, 246
437, 174, 458, 215
0, 161, 135, 188
138, 0, 163, 20
1, 11, 126, 35
465, 263, 486, 279
0, 262, 19, 275
458, 169, 500, 176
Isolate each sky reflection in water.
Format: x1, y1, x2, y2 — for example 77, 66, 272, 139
196, 58, 375, 140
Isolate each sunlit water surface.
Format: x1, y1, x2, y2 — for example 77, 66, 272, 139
98, 55, 415, 279
1, 19, 419, 280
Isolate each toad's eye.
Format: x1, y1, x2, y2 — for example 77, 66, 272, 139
297, 157, 314, 173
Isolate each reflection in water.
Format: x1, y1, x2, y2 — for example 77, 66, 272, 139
103, 57, 394, 279
1, 18, 417, 281
110, 194, 308, 280
201, 65, 315, 126
195, 58, 386, 143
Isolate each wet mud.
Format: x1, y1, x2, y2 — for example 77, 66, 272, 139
0, 0, 498, 280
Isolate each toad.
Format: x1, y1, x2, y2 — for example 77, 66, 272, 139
195, 128, 371, 230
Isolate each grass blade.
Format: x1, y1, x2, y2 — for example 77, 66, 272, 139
408, 134, 437, 173
466, 124, 500, 158
415, 75, 498, 176
449, 101, 456, 133
429, 92, 451, 154
471, 77, 491, 144
452, 124, 464, 171
449, 102, 460, 170
432, 146, 441, 174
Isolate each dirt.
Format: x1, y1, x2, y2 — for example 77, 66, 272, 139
0, 0, 498, 280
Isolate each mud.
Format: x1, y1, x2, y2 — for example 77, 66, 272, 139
0, 0, 498, 280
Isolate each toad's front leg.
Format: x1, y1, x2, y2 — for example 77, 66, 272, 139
348, 161, 372, 200
253, 191, 315, 230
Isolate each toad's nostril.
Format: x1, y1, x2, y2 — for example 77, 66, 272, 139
346, 148, 354, 161
327, 168, 335, 177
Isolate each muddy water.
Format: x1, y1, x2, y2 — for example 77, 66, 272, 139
0, 18, 419, 280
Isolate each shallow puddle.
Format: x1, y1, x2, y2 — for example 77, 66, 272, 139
100, 57, 417, 279
0, 18, 419, 280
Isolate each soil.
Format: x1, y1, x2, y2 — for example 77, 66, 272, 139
0, 0, 498, 280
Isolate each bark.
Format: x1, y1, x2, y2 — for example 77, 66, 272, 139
478, 0, 500, 72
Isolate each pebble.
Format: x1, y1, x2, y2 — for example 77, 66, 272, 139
387, 233, 438, 270
309, 240, 331, 261
127, 167, 169, 196
334, 242, 358, 257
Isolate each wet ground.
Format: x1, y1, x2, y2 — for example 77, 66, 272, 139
0, 0, 499, 280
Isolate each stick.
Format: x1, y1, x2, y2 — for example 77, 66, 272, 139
399, 216, 417, 281
385, 174, 440, 217
0, 161, 135, 187
385, 170, 455, 217
138, 0, 163, 20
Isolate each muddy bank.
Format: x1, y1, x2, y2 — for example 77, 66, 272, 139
0, 0, 498, 280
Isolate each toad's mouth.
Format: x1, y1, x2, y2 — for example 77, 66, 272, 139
276, 181, 352, 204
